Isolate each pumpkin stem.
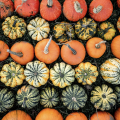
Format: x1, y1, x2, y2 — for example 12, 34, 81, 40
74, 1, 83, 13
72, 97, 77, 102
12, 20, 17, 27
0, 2, 4, 7
95, 40, 106, 49
47, 0, 53, 7
7, 49, 23, 57
22, 97, 28, 108
65, 44, 77, 55
93, 5, 103, 14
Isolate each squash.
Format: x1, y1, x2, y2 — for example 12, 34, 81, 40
117, 17, 120, 32
2, 16, 27, 40
90, 84, 117, 111
0, 88, 14, 113
117, 0, 120, 8
27, 17, 50, 41
50, 62, 75, 88
114, 108, 120, 120
0, 62, 25, 87
98, 21, 116, 40
53, 21, 75, 43
16, 85, 40, 109
100, 58, 120, 84
24, 60, 49, 87
61, 84, 87, 110
75, 62, 99, 85
75, 17, 97, 40
115, 86, 120, 103
40, 87, 59, 108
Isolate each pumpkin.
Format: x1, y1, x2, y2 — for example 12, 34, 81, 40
63, 0, 87, 22
24, 60, 49, 87
35, 108, 63, 120
40, 87, 59, 107
27, 17, 50, 41
114, 108, 120, 120
111, 35, 120, 59
86, 37, 106, 58
16, 85, 40, 109
40, 0, 62, 21
75, 17, 97, 40
90, 111, 114, 120
117, 0, 120, 8
117, 17, 120, 32
61, 84, 87, 110
53, 21, 75, 43
2, 16, 27, 40
100, 58, 120, 84
0, 40, 9, 61
115, 86, 120, 103
0, 62, 25, 87
90, 84, 117, 111
98, 21, 116, 40
14, 0, 39, 17
61, 40, 86, 65
50, 62, 75, 88
75, 62, 99, 85
0, 0, 14, 19
0, 88, 14, 113
35, 36, 60, 64
89, 0, 113, 22
2, 110, 32, 120
7, 41, 34, 65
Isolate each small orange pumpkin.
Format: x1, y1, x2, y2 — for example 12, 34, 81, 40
61, 40, 86, 65
117, 0, 120, 8
114, 108, 120, 120
86, 37, 106, 58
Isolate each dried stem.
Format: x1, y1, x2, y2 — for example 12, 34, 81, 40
47, 0, 53, 7
74, 1, 83, 13
7, 49, 23, 57
93, 5, 103, 14
95, 40, 106, 49
65, 44, 77, 55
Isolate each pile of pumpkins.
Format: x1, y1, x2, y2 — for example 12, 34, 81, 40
1, 0, 120, 119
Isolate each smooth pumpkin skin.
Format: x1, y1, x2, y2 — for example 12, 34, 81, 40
61, 40, 86, 65
65, 112, 88, 120
114, 108, 120, 120
86, 37, 106, 58
35, 39, 60, 64
111, 35, 120, 59
2, 110, 32, 120
0, 40, 9, 61
117, 0, 120, 8
10, 41, 34, 65
35, 108, 63, 120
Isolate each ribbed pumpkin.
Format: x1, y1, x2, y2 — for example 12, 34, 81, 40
16, 85, 40, 109
61, 84, 87, 110
75, 62, 99, 85
75, 17, 97, 40
115, 86, 120, 103
53, 21, 75, 43
50, 62, 75, 88
0, 62, 25, 87
100, 58, 120, 84
27, 17, 50, 41
40, 87, 59, 108
24, 60, 49, 87
0, 88, 14, 113
2, 16, 27, 40
90, 84, 117, 111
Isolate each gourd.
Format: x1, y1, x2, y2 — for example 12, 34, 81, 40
90, 84, 117, 111
75, 62, 99, 85
114, 108, 120, 120
0, 88, 14, 113
115, 86, 120, 103
40, 87, 59, 108
0, 62, 25, 87
117, 17, 120, 32
98, 21, 116, 40
16, 85, 40, 109
27, 17, 50, 41
50, 62, 75, 88
61, 84, 87, 110
117, 0, 120, 8
100, 58, 120, 84
75, 17, 97, 40
2, 16, 27, 40
53, 21, 75, 43
24, 60, 49, 87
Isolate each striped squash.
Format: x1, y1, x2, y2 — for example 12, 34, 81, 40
100, 58, 120, 84
115, 86, 120, 103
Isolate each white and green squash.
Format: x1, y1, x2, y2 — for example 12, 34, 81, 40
115, 86, 120, 103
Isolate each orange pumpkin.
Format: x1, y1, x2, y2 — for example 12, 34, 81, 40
114, 108, 120, 120
61, 40, 86, 65
90, 111, 114, 120
2, 110, 32, 120
40, 0, 62, 21
117, 0, 120, 8
7, 41, 34, 65
86, 37, 106, 58
111, 35, 120, 59
35, 108, 63, 120
0, 40, 9, 61
89, 0, 113, 22
35, 36, 60, 64
63, 0, 87, 21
